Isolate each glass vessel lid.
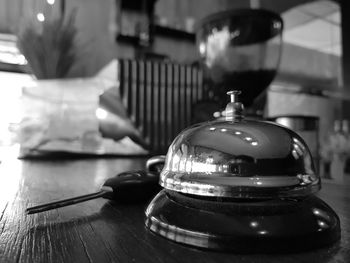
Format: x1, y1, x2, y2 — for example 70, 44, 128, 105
160, 91, 320, 198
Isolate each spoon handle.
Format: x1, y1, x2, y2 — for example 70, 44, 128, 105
26, 190, 109, 215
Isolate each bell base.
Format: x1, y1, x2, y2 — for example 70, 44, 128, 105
145, 190, 340, 253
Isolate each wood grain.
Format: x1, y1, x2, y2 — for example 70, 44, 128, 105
0, 148, 349, 263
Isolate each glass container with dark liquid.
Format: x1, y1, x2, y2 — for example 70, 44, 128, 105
195, 9, 283, 119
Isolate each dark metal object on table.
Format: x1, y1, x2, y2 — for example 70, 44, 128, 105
146, 155, 166, 174
146, 190, 340, 253
26, 159, 164, 214
26, 191, 108, 215
145, 91, 340, 253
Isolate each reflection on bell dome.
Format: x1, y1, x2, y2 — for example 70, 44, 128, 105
161, 119, 320, 198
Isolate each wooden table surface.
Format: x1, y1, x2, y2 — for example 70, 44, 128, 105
0, 146, 350, 263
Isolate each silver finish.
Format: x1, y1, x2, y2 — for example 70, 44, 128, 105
271, 116, 319, 131
160, 93, 320, 198
146, 155, 166, 170
26, 190, 109, 214
225, 91, 244, 121
146, 155, 166, 173
227, 90, 241, 103
270, 115, 320, 173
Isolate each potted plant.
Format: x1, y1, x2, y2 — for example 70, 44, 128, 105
17, 9, 78, 79
15, 9, 146, 157
15, 9, 104, 156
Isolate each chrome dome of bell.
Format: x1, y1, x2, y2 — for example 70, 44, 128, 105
160, 91, 320, 198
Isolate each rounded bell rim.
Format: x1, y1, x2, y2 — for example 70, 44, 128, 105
160, 170, 320, 198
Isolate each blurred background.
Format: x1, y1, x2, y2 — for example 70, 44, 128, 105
0, 0, 349, 177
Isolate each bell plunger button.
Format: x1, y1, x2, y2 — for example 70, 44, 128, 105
225, 90, 244, 121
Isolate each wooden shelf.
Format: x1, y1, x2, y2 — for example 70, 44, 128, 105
116, 34, 140, 46
116, 25, 196, 46
153, 25, 196, 42
116, 0, 196, 46
121, 0, 157, 14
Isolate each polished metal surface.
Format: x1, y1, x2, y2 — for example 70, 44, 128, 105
271, 115, 319, 131
224, 90, 244, 121
147, 87, 335, 252
145, 190, 340, 252
160, 116, 320, 198
270, 115, 320, 172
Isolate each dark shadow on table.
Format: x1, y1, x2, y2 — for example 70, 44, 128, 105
24, 200, 342, 262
